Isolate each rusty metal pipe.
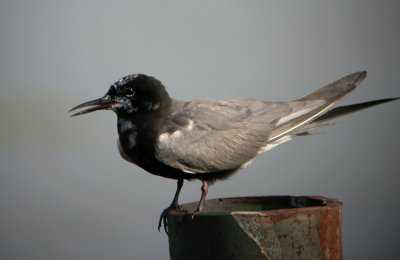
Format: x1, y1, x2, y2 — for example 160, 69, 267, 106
167, 196, 342, 260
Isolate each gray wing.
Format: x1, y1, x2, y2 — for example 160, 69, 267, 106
155, 71, 367, 174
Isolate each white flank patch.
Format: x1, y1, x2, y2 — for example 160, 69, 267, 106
158, 119, 193, 143
158, 130, 182, 142
158, 133, 168, 143
187, 119, 194, 130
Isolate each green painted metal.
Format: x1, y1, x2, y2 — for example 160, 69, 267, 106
168, 196, 342, 260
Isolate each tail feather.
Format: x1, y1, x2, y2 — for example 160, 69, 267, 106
293, 97, 399, 136
314, 97, 400, 122
297, 71, 367, 103
269, 71, 368, 141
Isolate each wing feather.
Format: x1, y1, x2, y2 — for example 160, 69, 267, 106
155, 71, 367, 174
155, 99, 323, 173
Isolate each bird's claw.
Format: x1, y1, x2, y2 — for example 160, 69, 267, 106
189, 210, 202, 220
158, 206, 186, 234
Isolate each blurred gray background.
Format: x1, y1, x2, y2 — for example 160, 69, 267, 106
1, 1, 399, 259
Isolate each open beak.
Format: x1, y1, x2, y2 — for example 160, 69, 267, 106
69, 96, 117, 116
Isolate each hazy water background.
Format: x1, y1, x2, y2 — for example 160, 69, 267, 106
1, 1, 399, 259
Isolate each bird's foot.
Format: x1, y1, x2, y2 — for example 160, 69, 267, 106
158, 205, 186, 234
188, 209, 203, 220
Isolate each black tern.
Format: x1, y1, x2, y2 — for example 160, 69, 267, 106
70, 71, 398, 232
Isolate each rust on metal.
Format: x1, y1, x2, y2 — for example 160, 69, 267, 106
168, 196, 342, 260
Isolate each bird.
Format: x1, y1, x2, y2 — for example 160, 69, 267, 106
70, 71, 398, 233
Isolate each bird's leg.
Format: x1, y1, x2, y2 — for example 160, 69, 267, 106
158, 179, 185, 233
190, 180, 209, 218
169, 178, 185, 211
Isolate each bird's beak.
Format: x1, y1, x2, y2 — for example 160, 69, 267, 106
69, 96, 117, 116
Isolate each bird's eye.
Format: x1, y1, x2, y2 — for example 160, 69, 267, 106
124, 87, 135, 97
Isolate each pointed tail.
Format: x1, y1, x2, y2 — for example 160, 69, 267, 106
314, 97, 400, 122
292, 97, 399, 136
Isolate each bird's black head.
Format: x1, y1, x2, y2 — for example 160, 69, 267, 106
70, 74, 171, 116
